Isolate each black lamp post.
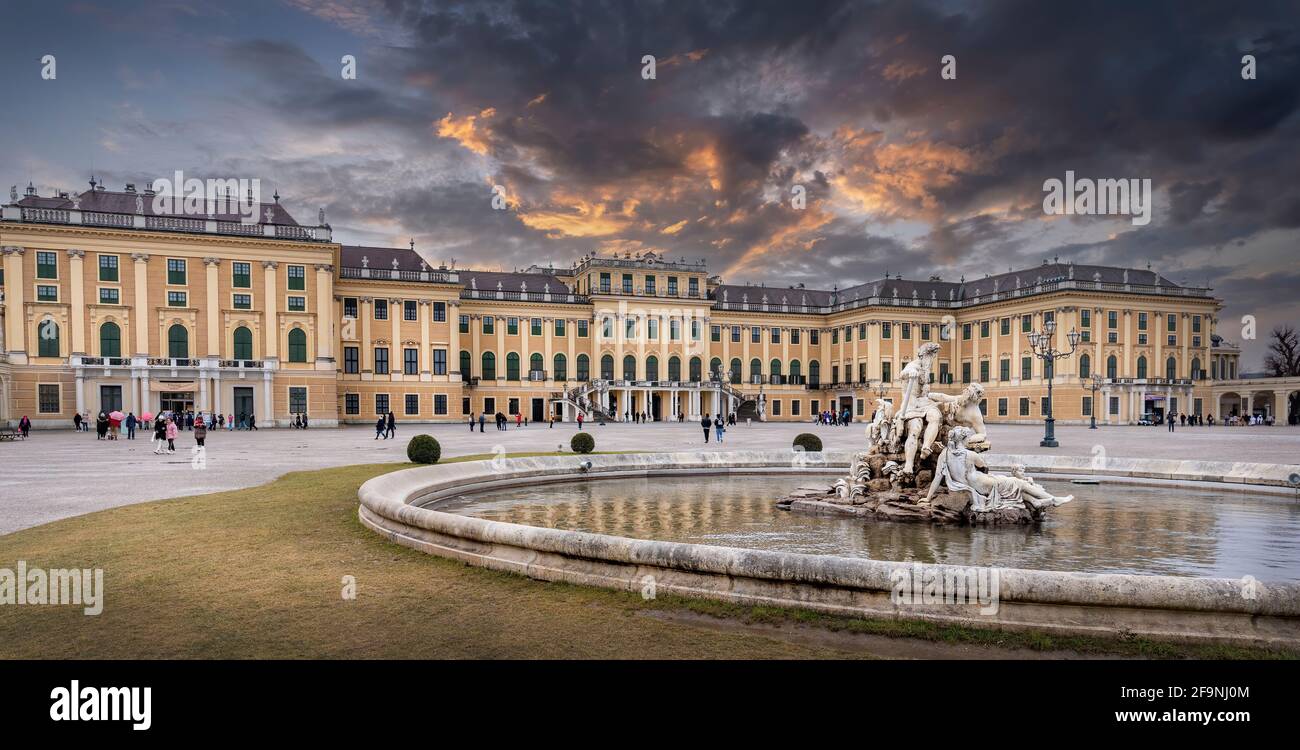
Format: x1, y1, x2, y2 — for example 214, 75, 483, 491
1088, 373, 1104, 429
1027, 318, 1081, 447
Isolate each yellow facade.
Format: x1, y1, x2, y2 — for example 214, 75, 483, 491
1, 191, 1237, 428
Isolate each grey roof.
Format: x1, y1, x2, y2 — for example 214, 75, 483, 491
716, 261, 1190, 309
16, 186, 301, 225
713, 284, 835, 307
340, 245, 573, 294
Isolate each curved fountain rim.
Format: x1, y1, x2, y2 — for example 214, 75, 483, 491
357, 450, 1300, 618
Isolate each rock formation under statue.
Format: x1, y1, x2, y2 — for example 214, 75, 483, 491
777, 343, 1072, 525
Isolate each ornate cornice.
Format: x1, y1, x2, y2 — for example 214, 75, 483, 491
65, 248, 85, 259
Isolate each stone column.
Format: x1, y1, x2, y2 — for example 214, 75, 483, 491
470, 314, 480, 378
314, 264, 334, 362
131, 253, 150, 355
543, 317, 554, 384
389, 298, 400, 378
262, 261, 279, 358
419, 300, 432, 378
262, 369, 274, 426
67, 249, 87, 353
359, 298, 373, 372
204, 258, 221, 356
449, 303, 462, 381
75, 371, 86, 415
2, 248, 26, 360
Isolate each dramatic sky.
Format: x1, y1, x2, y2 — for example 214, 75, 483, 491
1, 0, 1297, 367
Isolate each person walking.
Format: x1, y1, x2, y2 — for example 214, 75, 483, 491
515, 412, 523, 429
478, 412, 486, 433
375, 415, 387, 439
194, 416, 208, 448
302, 413, 309, 429
700, 414, 712, 443
165, 417, 178, 453
73, 412, 82, 432
96, 411, 109, 440
386, 410, 396, 439
152, 417, 168, 454
1166, 411, 1176, 432
125, 412, 137, 440
549, 414, 555, 429
713, 414, 725, 443
469, 412, 476, 431
18, 415, 31, 438
577, 411, 585, 430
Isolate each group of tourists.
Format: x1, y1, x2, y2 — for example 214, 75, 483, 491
151, 413, 212, 454
700, 414, 728, 443
290, 413, 310, 429
815, 408, 854, 426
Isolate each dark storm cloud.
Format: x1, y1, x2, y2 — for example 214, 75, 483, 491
7, 0, 1298, 365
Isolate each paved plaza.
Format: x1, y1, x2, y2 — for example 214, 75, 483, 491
1, 420, 1298, 535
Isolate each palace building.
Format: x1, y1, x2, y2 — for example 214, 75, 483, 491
2, 182, 1263, 429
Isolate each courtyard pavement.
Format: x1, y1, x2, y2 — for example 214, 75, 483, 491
2, 420, 1298, 535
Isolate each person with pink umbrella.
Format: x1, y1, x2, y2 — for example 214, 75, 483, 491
108, 410, 124, 440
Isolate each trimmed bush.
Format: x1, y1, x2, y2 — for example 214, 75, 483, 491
407, 434, 441, 464
570, 432, 595, 454
793, 433, 823, 452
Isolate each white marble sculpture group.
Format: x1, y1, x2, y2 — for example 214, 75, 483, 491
811, 341, 1072, 524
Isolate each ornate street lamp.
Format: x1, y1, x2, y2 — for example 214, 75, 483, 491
1088, 372, 1104, 430
1026, 317, 1081, 447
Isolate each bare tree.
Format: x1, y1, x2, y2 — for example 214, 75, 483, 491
1263, 324, 1300, 377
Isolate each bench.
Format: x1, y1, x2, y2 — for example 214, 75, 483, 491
0, 427, 24, 441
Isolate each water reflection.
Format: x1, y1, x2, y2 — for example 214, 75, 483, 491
436, 475, 1300, 581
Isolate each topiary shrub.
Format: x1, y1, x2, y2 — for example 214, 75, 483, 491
407, 434, 441, 464
793, 433, 823, 452
570, 432, 595, 454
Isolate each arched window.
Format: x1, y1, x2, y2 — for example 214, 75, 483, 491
645, 355, 659, 381
530, 353, 543, 376
506, 352, 521, 380
810, 359, 821, 384
1106, 355, 1117, 379
1078, 353, 1090, 379
38, 319, 60, 358
168, 324, 189, 359
99, 322, 121, 358
770, 359, 782, 377
729, 358, 741, 384
790, 360, 802, 379
709, 357, 721, 380
1136, 355, 1147, 379
287, 328, 307, 363
553, 353, 567, 380
576, 353, 590, 381
1166, 356, 1177, 380
481, 352, 496, 380
689, 356, 702, 382
668, 356, 681, 381
749, 358, 761, 379
600, 354, 614, 380
623, 354, 636, 380
1191, 357, 1202, 381
233, 326, 253, 360
460, 350, 472, 377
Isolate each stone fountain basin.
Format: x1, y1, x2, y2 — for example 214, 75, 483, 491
358, 450, 1300, 648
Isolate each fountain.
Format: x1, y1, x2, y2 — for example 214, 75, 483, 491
777, 342, 1072, 524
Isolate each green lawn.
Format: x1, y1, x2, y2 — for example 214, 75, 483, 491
0, 454, 1291, 659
